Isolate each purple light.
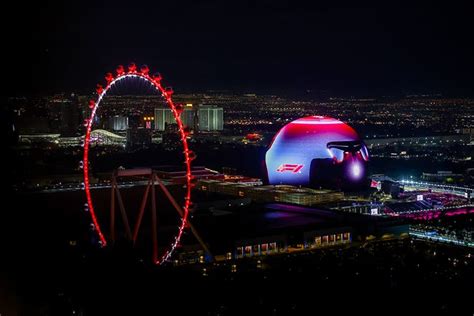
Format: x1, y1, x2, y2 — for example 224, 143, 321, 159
352, 163, 361, 178
348, 160, 363, 180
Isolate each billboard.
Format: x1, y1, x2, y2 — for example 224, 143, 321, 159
265, 116, 369, 188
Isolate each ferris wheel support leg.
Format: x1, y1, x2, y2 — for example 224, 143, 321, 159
115, 185, 133, 241
110, 177, 116, 243
133, 176, 152, 244
154, 175, 214, 262
151, 174, 158, 263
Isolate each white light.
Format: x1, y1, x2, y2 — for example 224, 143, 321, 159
351, 163, 361, 178
326, 148, 334, 158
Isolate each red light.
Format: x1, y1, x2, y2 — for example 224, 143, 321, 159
175, 103, 183, 115
105, 72, 114, 84
245, 133, 261, 141
152, 72, 162, 83
165, 86, 174, 97
182, 126, 191, 136
116, 65, 125, 76
96, 84, 103, 95
83, 64, 193, 264
276, 164, 303, 173
140, 65, 150, 75
128, 62, 137, 73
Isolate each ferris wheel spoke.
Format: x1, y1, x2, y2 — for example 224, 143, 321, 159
151, 171, 158, 264
133, 176, 152, 244
154, 175, 213, 261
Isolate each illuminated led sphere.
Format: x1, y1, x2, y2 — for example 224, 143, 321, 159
265, 116, 369, 187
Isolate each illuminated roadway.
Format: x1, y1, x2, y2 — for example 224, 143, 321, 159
37, 180, 175, 193
399, 179, 473, 198
410, 230, 474, 248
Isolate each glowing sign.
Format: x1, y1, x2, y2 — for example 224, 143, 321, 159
265, 116, 369, 186
416, 194, 424, 201
277, 164, 304, 173
370, 179, 381, 189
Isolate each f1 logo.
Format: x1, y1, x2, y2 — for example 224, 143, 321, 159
277, 164, 303, 173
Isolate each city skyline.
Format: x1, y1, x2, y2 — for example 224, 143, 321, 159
2, 2, 474, 315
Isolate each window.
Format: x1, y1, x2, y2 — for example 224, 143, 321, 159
329, 235, 335, 243
245, 245, 252, 256
236, 246, 244, 258
269, 242, 277, 253
253, 244, 260, 255
315, 236, 322, 246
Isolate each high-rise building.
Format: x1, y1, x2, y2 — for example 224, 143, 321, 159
154, 108, 175, 131
155, 104, 221, 132
181, 106, 196, 130
198, 105, 223, 131
108, 116, 128, 131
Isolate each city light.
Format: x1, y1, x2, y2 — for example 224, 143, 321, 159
8, 3, 474, 314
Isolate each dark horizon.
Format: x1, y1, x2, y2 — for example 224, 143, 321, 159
4, 1, 474, 97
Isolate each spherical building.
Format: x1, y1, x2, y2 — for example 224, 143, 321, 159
265, 116, 369, 188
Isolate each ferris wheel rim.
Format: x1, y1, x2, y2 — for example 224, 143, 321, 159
83, 65, 193, 265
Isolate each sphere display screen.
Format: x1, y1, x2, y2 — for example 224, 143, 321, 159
265, 116, 369, 188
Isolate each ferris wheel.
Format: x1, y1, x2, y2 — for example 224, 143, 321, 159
82, 63, 209, 264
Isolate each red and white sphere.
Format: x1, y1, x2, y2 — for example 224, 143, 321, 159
265, 116, 369, 187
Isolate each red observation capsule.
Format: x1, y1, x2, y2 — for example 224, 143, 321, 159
105, 72, 114, 84
96, 84, 103, 95
128, 62, 137, 73
116, 65, 125, 76
88, 100, 95, 109
140, 65, 150, 76
174, 103, 183, 115
165, 87, 174, 97
182, 126, 191, 136
152, 72, 162, 83
186, 150, 197, 161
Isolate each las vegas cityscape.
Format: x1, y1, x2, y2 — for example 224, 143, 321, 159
2, 1, 474, 315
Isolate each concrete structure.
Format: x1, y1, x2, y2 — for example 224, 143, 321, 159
108, 115, 128, 131
198, 105, 224, 131
154, 108, 175, 131
198, 179, 344, 206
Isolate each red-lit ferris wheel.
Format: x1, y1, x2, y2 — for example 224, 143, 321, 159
82, 63, 200, 265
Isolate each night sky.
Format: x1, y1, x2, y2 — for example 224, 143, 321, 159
5, 0, 474, 96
